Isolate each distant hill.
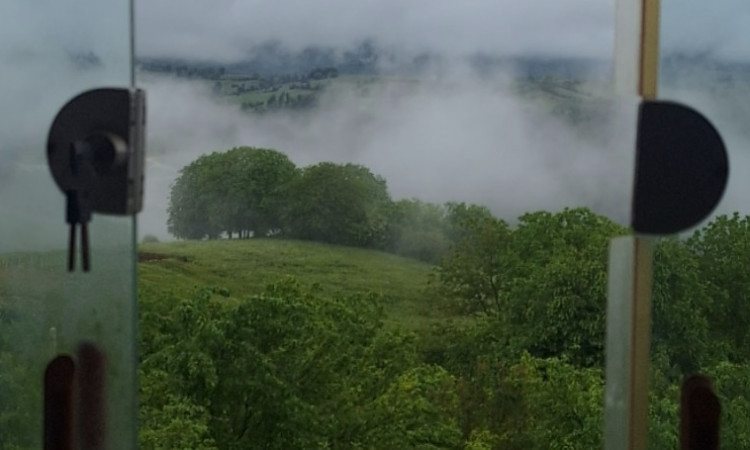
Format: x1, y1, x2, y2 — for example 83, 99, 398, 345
137, 39, 750, 87
137, 40, 612, 80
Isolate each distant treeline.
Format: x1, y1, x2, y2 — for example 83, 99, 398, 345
139, 57, 337, 83
169, 146, 498, 263
138, 59, 227, 79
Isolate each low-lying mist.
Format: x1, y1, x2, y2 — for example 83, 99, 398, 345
140, 65, 749, 241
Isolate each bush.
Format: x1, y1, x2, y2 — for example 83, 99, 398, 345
141, 234, 160, 244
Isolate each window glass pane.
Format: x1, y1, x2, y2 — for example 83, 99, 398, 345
0, 1, 136, 448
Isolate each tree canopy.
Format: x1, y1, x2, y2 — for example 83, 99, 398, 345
168, 147, 298, 240
282, 162, 392, 248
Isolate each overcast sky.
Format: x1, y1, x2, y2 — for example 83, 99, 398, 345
136, 0, 750, 63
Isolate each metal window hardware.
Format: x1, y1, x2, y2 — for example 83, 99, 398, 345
47, 88, 146, 272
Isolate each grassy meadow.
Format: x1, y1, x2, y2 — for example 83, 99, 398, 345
138, 238, 455, 329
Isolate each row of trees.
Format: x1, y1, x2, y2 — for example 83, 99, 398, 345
167, 147, 389, 246
168, 147, 481, 262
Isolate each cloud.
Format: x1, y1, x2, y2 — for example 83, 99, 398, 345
136, 0, 750, 64
139, 70, 638, 239
136, 0, 615, 61
661, 0, 750, 61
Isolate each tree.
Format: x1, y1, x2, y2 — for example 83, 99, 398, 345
167, 147, 298, 240
504, 208, 626, 367
385, 199, 450, 263
499, 353, 604, 450
221, 147, 298, 237
435, 207, 626, 367
361, 365, 463, 449
650, 238, 714, 376
283, 163, 392, 248
435, 208, 512, 315
167, 151, 225, 239
686, 213, 750, 363
443, 202, 496, 243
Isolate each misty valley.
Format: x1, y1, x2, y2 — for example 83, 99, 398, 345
129, 53, 750, 448
3, 40, 750, 449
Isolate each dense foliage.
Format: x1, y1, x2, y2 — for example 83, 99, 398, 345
139, 281, 462, 450
145, 201, 750, 448
168, 148, 482, 261
282, 162, 392, 248
168, 147, 298, 239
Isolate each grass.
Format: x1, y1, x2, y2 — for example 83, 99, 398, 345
138, 239, 453, 329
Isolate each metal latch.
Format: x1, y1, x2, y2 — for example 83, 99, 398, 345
47, 88, 146, 272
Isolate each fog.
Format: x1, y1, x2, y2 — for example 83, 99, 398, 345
136, 0, 750, 63
137, 0, 614, 62
140, 67, 640, 239
1, 0, 749, 246
132, 0, 750, 240
140, 63, 750, 241
132, 0, 750, 237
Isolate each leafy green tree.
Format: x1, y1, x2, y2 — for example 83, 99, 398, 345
283, 163, 392, 248
361, 365, 463, 449
167, 152, 225, 239
435, 210, 512, 315
443, 202, 496, 244
651, 238, 715, 376
464, 429, 501, 450
386, 199, 451, 263
436, 207, 626, 367
647, 382, 679, 450
686, 213, 750, 363
501, 354, 604, 450
707, 361, 750, 450
167, 147, 298, 240
221, 147, 298, 237
507, 209, 624, 367
139, 388, 218, 450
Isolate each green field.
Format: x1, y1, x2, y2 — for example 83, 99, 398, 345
138, 238, 453, 329
214, 74, 425, 108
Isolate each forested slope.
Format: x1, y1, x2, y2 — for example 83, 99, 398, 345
135, 210, 750, 449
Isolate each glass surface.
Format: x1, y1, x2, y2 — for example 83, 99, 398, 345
652, 1, 750, 448
605, 237, 636, 450
133, 2, 647, 448
0, 1, 136, 449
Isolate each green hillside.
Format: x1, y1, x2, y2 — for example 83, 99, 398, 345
138, 238, 448, 328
